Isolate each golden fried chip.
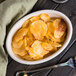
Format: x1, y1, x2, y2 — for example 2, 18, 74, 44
50, 18, 57, 22
22, 54, 33, 61
25, 29, 35, 46
13, 28, 28, 42
22, 19, 30, 28
46, 19, 61, 39
30, 20, 47, 40
12, 47, 27, 56
53, 19, 61, 28
54, 30, 64, 39
24, 37, 34, 47
46, 22, 54, 39
41, 42, 53, 51
50, 41, 62, 47
28, 40, 49, 60
13, 40, 29, 56
23, 38, 28, 47
47, 33, 62, 42
40, 13, 50, 22
12, 40, 23, 48
54, 19, 67, 39
30, 16, 40, 22
47, 22, 54, 33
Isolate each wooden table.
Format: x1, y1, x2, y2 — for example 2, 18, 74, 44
5, 0, 76, 76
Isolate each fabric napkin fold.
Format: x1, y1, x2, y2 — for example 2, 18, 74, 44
0, 0, 37, 76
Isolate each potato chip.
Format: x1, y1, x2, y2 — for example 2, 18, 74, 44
12, 47, 27, 56
25, 46, 30, 51
50, 18, 56, 22
25, 29, 35, 46
46, 19, 61, 39
13, 28, 28, 42
47, 33, 62, 42
22, 19, 30, 28
30, 16, 40, 22
40, 13, 50, 22
12, 40, 23, 48
24, 37, 34, 47
28, 40, 49, 60
54, 19, 67, 39
47, 22, 54, 33
23, 38, 28, 47
51, 41, 62, 47
30, 20, 47, 40
46, 22, 54, 39
41, 42, 53, 51
54, 30, 64, 39
53, 19, 61, 28
21, 54, 33, 61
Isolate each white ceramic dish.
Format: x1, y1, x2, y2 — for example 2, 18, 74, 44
6, 10, 73, 65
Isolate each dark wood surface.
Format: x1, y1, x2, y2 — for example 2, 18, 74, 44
4, 0, 76, 76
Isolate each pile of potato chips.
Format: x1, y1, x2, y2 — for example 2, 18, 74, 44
12, 13, 67, 61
